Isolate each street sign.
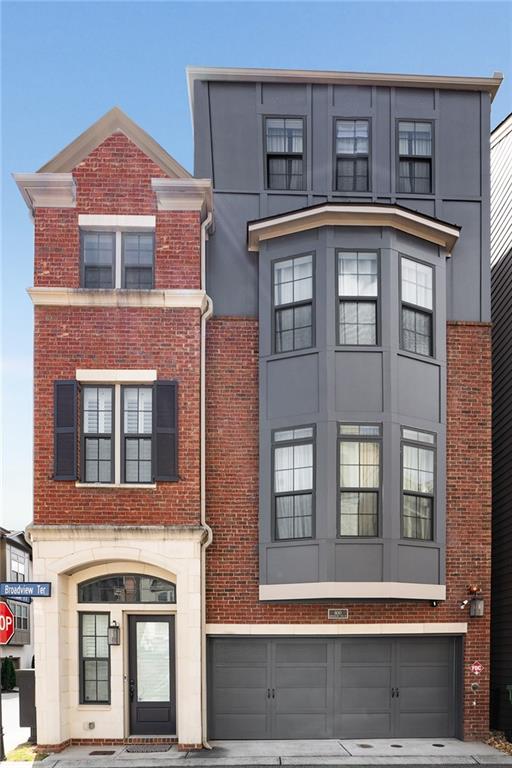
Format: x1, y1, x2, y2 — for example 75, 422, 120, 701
0, 603, 15, 645
471, 660, 484, 675
0, 582, 51, 598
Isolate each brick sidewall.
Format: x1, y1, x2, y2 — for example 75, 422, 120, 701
34, 306, 201, 525
205, 318, 492, 740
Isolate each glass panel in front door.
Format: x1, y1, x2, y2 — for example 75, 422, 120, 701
136, 621, 170, 702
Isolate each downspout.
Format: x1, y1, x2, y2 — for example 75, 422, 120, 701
200, 211, 213, 749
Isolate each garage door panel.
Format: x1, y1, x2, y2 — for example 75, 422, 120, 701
397, 712, 452, 738
400, 665, 450, 687
214, 686, 268, 713
337, 713, 393, 738
400, 686, 451, 710
341, 665, 391, 688
341, 639, 393, 663
276, 666, 327, 688
275, 641, 328, 663
341, 686, 391, 711
212, 714, 269, 739
215, 665, 268, 688
277, 685, 329, 711
274, 714, 330, 738
214, 638, 268, 664
398, 638, 450, 663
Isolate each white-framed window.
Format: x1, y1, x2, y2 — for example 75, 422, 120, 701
78, 215, 155, 290
9, 549, 26, 582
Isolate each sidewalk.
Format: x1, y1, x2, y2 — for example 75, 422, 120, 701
1, 691, 30, 754
17, 738, 512, 767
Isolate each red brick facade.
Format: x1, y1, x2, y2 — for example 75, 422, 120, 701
205, 318, 492, 739
33, 133, 203, 527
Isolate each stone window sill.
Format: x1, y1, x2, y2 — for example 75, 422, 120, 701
75, 483, 157, 490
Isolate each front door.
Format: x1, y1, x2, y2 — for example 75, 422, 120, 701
128, 615, 175, 735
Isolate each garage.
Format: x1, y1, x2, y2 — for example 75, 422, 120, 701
207, 636, 461, 739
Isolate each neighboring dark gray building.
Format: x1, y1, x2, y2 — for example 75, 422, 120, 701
490, 112, 512, 737
0, 528, 33, 669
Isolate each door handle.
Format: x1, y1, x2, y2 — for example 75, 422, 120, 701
267, 688, 271, 699
272, 688, 275, 698
391, 687, 395, 698
396, 687, 400, 698
129, 679, 135, 702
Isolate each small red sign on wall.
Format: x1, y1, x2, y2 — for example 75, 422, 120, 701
471, 660, 484, 675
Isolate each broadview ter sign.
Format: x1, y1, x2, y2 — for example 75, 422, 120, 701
0, 581, 51, 598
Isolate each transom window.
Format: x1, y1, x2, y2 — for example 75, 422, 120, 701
123, 387, 153, 483
78, 574, 176, 603
273, 427, 314, 540
273, 254, 314, 353
80, 230, 154, 289
398, 121, 432, 194
338, 251, 378, 345
335, 119, 369, 192
339, 424, 381, 537
79, 613, 110, 704
401, 256, 434, 357
265, 117, 305, 190
402, 428, 435, 540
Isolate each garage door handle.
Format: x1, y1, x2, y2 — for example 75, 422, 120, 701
396, 688, 400, 698
391, 687, 396, 698
267, 688, 271, 699
272, 688, 276, 698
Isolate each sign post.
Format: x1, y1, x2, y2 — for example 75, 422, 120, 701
0, 602, 15, 761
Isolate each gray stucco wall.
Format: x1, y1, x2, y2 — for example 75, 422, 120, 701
258, 227, 446, 587
194, 79, 491, 322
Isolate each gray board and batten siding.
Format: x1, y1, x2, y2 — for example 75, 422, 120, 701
490, 114, 512, 736
193, 77, 491, 322
208, 635, 462, 740
193, 72, 493, 593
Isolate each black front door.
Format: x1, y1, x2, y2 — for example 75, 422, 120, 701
128, 615, 175, 735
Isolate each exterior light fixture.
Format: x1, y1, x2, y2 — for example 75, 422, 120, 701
469, 595, 484, 618
108, 620, 121, 645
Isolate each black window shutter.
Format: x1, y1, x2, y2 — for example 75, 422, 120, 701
54, 380, 78, 480
154, 381, 178, 481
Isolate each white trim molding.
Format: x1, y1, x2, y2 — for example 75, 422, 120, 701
13, 172, 76, 212
78, 214, 155, 230
206, 622, 467, 636
27, 287, 208, 311
248, 204, 460, 254
259, 581, 446, 601
151, 178, 213, 220
76, 369, 157, 382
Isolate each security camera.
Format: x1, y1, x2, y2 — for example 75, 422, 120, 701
460, 599, 469, 609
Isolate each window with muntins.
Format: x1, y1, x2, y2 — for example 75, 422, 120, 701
273, 254, 314, 353
81, 232, 115, 288
338, 251, 378, 345
123, 387, 153, 483
10, 601, 29, 631
79, 612, 110, 704
401, 256, 434, 356
78, 574, 176, 603
9, 549, 26, 582
265, 118, 305, 190
335, 120, 369, 192
401, 428, 435, 540
80, 230, 154, 289
82, 386, 114, 483
398, 121, 432, 194
339, 424, 381, 536
273, 427, 314, 540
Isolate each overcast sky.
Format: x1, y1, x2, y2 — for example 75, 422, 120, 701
1, 0, 511, 531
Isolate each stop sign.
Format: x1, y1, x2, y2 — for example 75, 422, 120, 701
0, 602, 15, 645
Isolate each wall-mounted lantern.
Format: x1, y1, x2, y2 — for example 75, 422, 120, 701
468, 584, 484, 618
108, 620, 121, 646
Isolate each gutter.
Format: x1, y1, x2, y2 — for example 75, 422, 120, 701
199, 212, 214, 749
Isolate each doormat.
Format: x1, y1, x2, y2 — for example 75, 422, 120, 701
125, 745, 172, 753
89, 751, 116, 756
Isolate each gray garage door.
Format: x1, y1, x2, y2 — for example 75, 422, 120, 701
208, 636, 460, 739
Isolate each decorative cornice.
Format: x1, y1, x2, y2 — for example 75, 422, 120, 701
151, 178, 213, 220
187, 65, 503, 114
259, 581, 447, 601
13, 172, 76, 212
27, 524, 206, 543
28, 287, 208, 311
247, 203, 460, 254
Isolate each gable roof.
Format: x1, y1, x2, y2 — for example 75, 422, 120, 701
38, 106, 191, 179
